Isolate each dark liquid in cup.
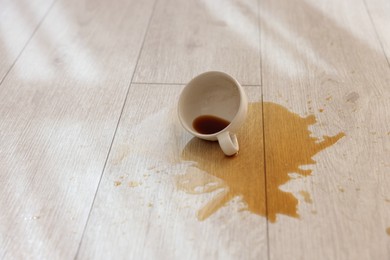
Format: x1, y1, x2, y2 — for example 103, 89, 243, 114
193, 115, 230, 135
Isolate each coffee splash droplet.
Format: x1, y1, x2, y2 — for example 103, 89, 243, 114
178, 102, 345, 222
299, 191, 313, 204
128, 181, 140, 188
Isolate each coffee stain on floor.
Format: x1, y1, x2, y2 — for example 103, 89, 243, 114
128, 181, 140, 187
178, 102, 345, 222
299, 191, 313, 204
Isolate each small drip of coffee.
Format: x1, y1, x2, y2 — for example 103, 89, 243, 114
193, 115, 230, 135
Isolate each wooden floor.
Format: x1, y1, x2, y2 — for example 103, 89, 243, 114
1, 0, 389, 259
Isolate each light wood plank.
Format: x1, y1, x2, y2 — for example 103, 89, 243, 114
260, 0, 390, 259
77, 85, 267, 260
0, 0, 155, 259
133, 0, 261, 85
364, 0, 390, 65
0, 0, 55, 81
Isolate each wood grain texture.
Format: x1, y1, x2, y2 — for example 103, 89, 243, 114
0, 0, 55, 81
0, 0, 155, 259
77, 85, 267, 260
260, 0, 390, 259
1, 0, 390, 259
133, 0, 261, 85
364, 0, 390, 65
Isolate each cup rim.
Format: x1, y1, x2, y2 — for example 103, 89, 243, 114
178, 71, 246, 138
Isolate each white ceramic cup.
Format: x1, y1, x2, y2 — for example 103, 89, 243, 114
178, 71, 248, 156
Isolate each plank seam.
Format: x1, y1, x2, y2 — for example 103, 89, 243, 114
131, 82, 263, 86
362, 0, 390, 68
0, 0, 58, 87
73, 0, 160, 259
131, 82, 261, 87
257, 0, 271, 259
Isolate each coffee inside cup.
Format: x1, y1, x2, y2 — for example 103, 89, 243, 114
192, 115, 231, 135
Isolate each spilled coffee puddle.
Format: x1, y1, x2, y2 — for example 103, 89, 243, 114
177, 102, 345, 222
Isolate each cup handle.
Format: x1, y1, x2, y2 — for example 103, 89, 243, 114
217, 131, 239, 156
